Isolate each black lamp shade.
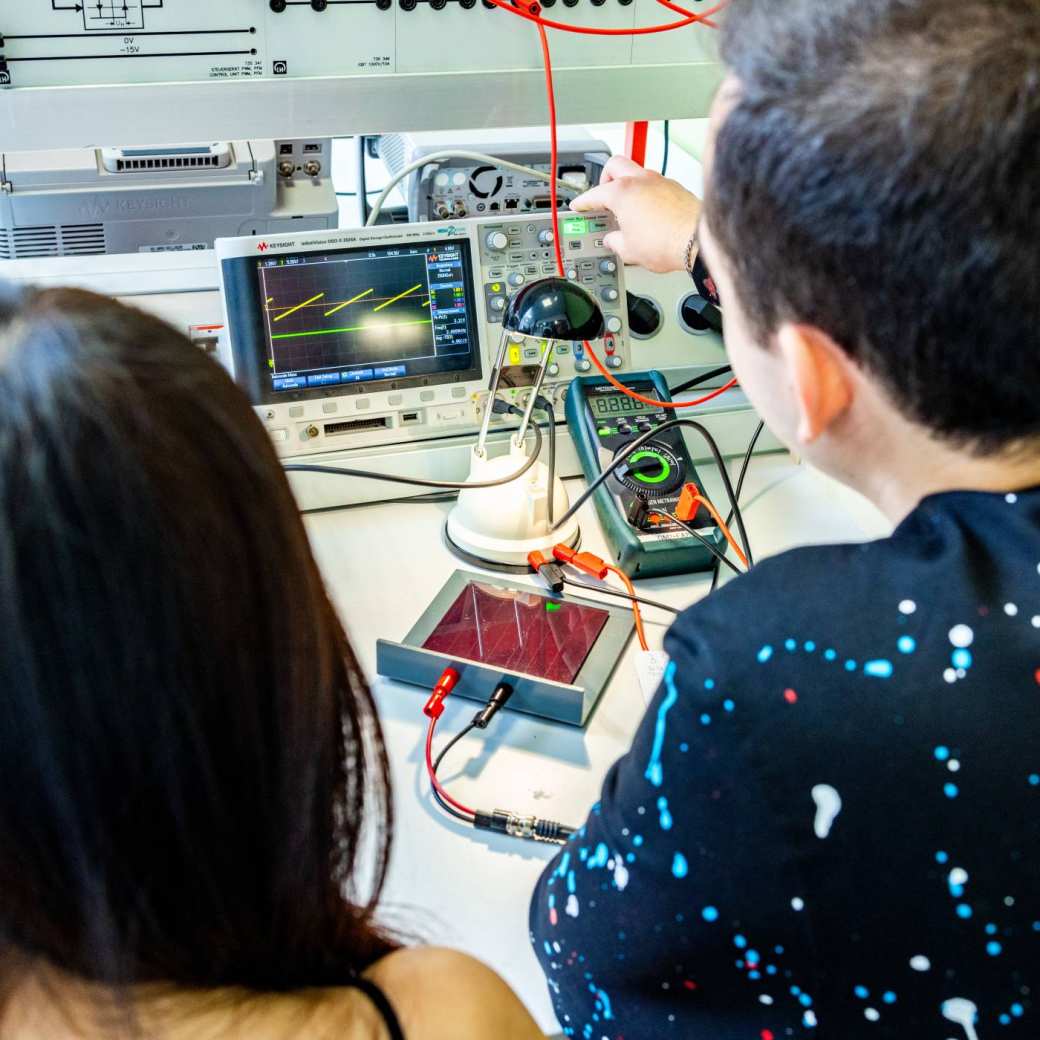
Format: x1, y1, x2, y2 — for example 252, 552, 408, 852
502, 277, 606, 342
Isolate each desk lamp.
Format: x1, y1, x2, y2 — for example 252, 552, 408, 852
446, 277, 605, 569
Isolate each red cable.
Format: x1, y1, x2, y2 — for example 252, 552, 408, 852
489, 0, 727, 37
538, 23, 567, 278
585, 340, 739, 407
534, 13, 739, 412
425, 717, 477, 818
652, 0, 719, 28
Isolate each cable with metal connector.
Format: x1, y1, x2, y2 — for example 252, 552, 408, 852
425, 678, 575, 845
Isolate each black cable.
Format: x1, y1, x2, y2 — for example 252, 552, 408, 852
284, 419, 543, 491
669, 364, 732, 397
560, 575, 680, 616
551, 419, 752, 569
356, 135, 370, 224
432, 722, 477, 824
727, 419, 765, 527
710, 419, 765, 593
663, 512, 743, 576
661, 119, 670, 177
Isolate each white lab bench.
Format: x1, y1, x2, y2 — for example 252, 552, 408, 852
303, 452, 890, 1035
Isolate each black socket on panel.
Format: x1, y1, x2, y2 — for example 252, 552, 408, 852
311, 0, 328, 9
269, 0, 287, 11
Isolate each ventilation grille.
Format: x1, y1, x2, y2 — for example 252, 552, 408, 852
377, 134, 408, 178
59, 223, 106, 255
10, 225, 59, 258
1, 224, 106, 258
114, 154, 221, 172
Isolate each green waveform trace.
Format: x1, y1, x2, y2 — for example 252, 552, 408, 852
271, 318, 433, 341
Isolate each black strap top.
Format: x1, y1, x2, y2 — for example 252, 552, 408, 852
346, 976, 405, 1040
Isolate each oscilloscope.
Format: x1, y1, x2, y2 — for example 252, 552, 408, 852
217, 210, 633, 458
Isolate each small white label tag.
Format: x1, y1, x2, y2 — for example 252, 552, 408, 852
139, 243, 208, 253
634, 649, 671, 707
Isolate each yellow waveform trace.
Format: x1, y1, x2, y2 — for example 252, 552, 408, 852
372, 283, 423, 313
265, 296, 274, 304
324, 288, 374, 318
273, 292, 325, 322
422, 298, 431, 308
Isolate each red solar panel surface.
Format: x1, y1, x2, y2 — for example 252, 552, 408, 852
422, 582, 610, 685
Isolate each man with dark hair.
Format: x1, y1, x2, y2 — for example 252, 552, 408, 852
530, 1, 1040, 1036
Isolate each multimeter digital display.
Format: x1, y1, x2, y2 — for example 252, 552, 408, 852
588, 394, 659, 418
565, 372, 721, 579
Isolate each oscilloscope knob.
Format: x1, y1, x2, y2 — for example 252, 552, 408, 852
485, 231, 509, 251
537, 229, 555, 246
605, 315, 623, 334
599, 259, 618, 274
508, 272, 525, 288
601, 287, 619, 302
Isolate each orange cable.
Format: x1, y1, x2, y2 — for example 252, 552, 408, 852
586, 339, 739, 407
693, 494, 749, 568
489, 0, 727, 37
607, 565, 650, 651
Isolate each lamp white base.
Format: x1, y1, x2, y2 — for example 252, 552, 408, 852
445, 447, 581, 568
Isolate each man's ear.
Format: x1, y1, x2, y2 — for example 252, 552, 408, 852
776, 323, 854, 444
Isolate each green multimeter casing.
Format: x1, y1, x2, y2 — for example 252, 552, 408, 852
565, 370, 721, 579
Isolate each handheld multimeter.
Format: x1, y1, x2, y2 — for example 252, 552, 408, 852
565, 371, 720, 579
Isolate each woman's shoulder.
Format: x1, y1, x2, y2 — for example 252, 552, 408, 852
356, 947, 543, 1040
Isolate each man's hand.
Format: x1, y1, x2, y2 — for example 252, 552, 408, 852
570, 154, 702, 274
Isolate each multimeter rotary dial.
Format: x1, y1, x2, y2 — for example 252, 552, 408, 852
614, 442, 685, 495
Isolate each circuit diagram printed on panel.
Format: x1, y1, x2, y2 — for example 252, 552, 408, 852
75, 0, 151, 33
0, 0, 267, 87
0, 0, 718, 89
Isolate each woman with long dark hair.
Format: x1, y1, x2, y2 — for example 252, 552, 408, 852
0, 284, 541, 1039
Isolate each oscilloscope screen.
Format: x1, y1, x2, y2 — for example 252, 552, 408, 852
253, 238, 482, 395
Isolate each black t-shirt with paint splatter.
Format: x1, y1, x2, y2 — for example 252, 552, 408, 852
530, 486, 1040, 1039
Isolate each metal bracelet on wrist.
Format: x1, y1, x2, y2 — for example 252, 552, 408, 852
683, 228, 698, 274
